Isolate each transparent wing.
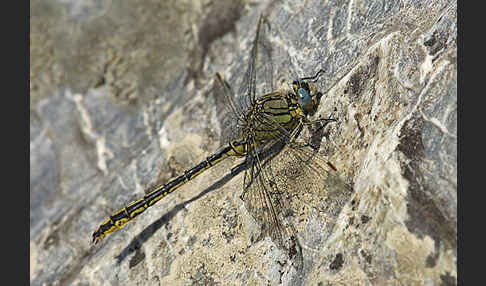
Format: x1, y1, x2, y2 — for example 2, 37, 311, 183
235, 15, 274, 113
215, 15, 274, 143
241, 134, 304, 270
214, 73, 246, 142
272, 141, 354, 222
241, 122, 353, 269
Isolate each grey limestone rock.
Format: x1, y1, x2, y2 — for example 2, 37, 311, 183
30, 0, 457, 285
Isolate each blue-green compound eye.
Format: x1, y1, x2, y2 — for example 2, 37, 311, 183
297, 88, 311, 108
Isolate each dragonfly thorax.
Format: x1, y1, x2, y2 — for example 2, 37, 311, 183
236, 92, 304, 150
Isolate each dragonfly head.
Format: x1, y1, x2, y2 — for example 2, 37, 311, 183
292, 80, 323, 116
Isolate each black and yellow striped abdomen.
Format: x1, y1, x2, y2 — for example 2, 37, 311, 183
92, 141, 248, 243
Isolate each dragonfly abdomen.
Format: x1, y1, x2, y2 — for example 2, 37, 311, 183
92, 143, 239, 243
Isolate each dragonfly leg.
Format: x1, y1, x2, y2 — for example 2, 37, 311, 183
304, 117, 337, 132
288, 121, 304, 143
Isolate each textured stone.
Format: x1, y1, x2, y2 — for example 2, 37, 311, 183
30, 0, 457, 285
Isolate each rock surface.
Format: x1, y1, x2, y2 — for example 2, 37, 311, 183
30, 0, 457, 285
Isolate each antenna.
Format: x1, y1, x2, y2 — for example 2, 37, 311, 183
300, 69, 325, 82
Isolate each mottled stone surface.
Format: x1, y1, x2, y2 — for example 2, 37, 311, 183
30, 0, 457, 285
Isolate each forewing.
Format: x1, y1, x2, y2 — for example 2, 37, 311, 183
216, 15, 274, 143
235, 15, 274, 110
241, 130, 354, 269
269, 142, 354, 242
241, 135, 303, 270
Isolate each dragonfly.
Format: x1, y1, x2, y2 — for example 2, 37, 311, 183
92, 15, 353, 270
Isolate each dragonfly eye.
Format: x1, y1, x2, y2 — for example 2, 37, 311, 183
297, 87, 311, 109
